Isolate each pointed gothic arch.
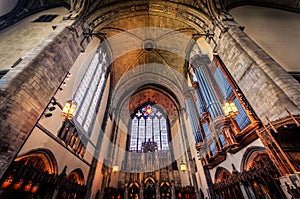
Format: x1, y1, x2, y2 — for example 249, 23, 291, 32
240, 146, 266, 171
128, 181, 140, 199
214, 167, 231, 183
15, 148, 58, 174
66, 168, 85, 185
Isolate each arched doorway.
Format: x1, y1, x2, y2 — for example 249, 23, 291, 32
214, 167, 244, 199
144, 177, 156, 199
0, 149, 87, 199
128, 182, 140, 199
160, 181, 171, 199
56, 168, 86, 199
0, 149, 58, 199
241, 147, 286, 199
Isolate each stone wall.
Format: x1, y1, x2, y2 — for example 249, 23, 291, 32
0, 22, 88, 178
212, 21, 300, 121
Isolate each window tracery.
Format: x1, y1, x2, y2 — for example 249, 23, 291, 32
129, 104, 169, 152
73, 46, 108, 134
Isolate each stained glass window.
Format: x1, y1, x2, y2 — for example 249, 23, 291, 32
129, 104, 169, 152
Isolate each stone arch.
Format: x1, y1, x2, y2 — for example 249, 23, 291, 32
240, 146, 267, 171
128, 181, 140, 199
144, 176, 156, 184
239, 147, 286, 199
110, 64, 189, 134
111, 63, 188, 113
15, 148, 58, 174
144, 177, 156, 199
86, 1, 211, 34
160, 181, 172, 199
66, 168, 85, 185
129, 181, 141, 188
214, 166, 232, 183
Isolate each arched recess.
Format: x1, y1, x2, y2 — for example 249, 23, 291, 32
144, 177, 156, 199
128, 181, 140, 199
214, 167, 232, 183
240, 146, 266, 171
214, 167, 244, 199
15, 148, 58, 174
66, 168, 85, 185
240, 146, 286, 199
110, 63, 188, 122
160, 181, 172, 199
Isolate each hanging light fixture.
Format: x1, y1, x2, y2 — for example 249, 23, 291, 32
61, 100, 77, 120
112, 165, 119, 173
223, 101, 241, 133
180, 161, 187, 172
223, 102, 239, 118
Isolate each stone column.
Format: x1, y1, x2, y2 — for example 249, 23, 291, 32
124, 186, 128, 199
171, 183, 176, 199
156, 184, 161, 199
0, 22, 89, 179
213, 24, 300, 122
139, 187, 143, 199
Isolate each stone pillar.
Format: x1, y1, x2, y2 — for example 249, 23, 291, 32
0, 22, 89, 179
171, 184, 176, 199
214, 24, 300, 122
124, 186, 128, 199
139, 187, 143, 199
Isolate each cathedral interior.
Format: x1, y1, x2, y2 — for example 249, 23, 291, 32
0, 0, 300, 199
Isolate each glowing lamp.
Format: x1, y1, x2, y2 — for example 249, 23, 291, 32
31, 184, 39, 193
223, 102, 239, 118
13, 180, 23, 190
62, 100, 77, 120
112, 165, 119, 173
24, 181, 32, 192
180, 161, 187, 172
1, 176, 13, 189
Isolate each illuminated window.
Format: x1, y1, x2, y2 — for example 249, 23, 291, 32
73, 47, 108, 134
129, 104, 169, 152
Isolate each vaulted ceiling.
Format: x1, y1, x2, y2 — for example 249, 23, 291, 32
1, 0, 299, 119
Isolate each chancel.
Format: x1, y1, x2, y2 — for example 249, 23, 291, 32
0, 0, 300, 199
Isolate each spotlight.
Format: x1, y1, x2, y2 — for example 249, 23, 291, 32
44, 113, 53, 118
48, 106, 56, 111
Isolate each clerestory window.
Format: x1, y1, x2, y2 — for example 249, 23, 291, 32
73, 46, 108, 134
